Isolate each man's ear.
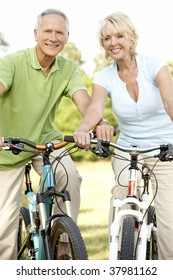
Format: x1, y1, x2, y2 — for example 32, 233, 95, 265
34, 29, 38, 42
65, 32, 69, 44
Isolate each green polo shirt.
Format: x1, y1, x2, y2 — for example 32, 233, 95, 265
0, 47, 87, 170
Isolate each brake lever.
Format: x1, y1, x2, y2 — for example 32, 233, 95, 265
3, 138, 24, 155
157, 144, 173, 161
90, 139, 110, 158
165, 144, 173, 161
10, 143, 25, 155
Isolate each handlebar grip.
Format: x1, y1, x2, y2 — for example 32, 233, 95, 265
64, 135, 75, 142
64, 132, 95, 143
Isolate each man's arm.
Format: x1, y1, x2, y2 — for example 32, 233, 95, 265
72, 89, 91, 117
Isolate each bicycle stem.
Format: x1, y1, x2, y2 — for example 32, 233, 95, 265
127, 153, 139, 197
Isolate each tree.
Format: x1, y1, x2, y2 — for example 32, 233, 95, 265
93, 52, 111, 72
61, 41, 85, 69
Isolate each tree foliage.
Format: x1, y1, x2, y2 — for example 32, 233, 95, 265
93, 52, 111, 72
61, 42, 85, 67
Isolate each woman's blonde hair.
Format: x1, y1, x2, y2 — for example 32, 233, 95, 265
98, 12, 138, 60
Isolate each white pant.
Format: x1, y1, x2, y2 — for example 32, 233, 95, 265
0, 148, 82, 259
110, 149, 173, 260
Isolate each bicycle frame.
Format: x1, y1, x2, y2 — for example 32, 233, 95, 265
23, 153, 73, 260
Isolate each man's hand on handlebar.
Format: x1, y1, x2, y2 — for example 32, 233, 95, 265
73, 131, 91, 150
73, 121, 115, 151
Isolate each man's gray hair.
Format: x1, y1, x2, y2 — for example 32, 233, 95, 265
35, 9, 69, 31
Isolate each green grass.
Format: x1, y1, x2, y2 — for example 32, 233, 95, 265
76, 160, 114, 260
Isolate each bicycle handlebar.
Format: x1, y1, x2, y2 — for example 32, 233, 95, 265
64, 134, 173, 161
2, 135, 173, 161
2, 137, 69, 153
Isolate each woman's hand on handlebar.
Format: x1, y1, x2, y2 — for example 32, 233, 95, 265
95, 121, 115, 142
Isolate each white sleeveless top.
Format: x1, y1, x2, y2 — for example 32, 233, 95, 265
93, 53, 173, 149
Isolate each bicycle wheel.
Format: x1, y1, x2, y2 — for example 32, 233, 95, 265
120, 216, 135, 260
51, 215, 88, 260
146, 205, 158, 260
17, 207, 35, 260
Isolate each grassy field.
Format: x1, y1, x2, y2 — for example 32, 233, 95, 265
21, 159, 115, 260
76, 160, 114, 260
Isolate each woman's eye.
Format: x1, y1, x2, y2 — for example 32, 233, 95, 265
104, 34, 123, 41
117, 34, 123, 38
104, 37, 110, 41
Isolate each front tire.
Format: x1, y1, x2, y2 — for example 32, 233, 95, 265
120, 216, 135, 260
51, 215, 88, 260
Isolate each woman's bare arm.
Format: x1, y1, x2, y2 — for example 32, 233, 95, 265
156, 65, 173, 121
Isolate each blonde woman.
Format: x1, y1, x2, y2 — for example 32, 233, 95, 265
73, 12, 173, 259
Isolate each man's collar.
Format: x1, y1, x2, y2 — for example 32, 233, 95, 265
30, 47, 60, 71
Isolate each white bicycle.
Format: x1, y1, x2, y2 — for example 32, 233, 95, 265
64, 135, 173, 260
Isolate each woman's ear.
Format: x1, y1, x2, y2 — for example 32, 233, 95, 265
130, 39, 134, 47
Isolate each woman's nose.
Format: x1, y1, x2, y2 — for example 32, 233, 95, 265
110, 35, 118, 45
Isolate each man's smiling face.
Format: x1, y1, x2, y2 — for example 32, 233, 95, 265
34, 13, 69, 58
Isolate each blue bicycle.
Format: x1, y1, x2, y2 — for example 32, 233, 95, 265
3, 137, 88, 260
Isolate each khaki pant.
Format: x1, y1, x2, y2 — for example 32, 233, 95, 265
0, 148, 82, 259
110, 149, 173, 260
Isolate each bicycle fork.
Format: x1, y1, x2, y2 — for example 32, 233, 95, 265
24, 163, 41, 260
109, 159, 150, 260
109, 197, 149, 260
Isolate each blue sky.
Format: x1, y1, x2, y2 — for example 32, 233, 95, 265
0, 0, 173, 74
